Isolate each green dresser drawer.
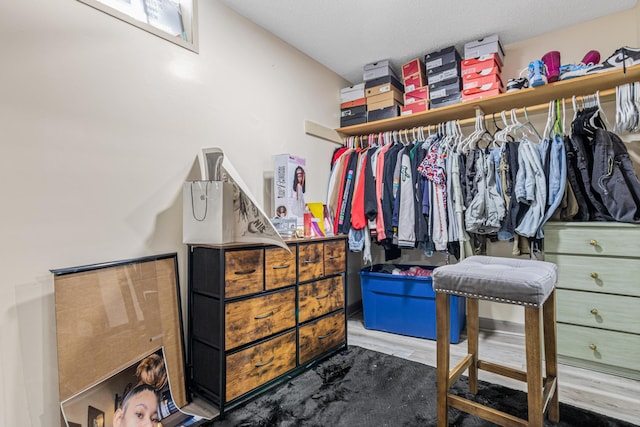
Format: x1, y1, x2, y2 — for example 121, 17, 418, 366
557, 289, 640, 334
558, 323, 640, 370
546, 254, 640, 297
544, 222, 640, 257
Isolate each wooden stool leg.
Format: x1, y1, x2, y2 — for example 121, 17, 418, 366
467, 298, 479, 394
543, 290, 560, 422
436, 292, 450, 427
525, 306, 543, 427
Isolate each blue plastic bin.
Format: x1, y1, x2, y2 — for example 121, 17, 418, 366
359, 264, 466, 343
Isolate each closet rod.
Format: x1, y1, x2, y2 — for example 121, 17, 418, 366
344, 87, 617, 142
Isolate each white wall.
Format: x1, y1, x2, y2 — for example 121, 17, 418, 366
0, 1, 346, 425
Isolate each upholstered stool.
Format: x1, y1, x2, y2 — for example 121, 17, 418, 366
433, 255, 559, 427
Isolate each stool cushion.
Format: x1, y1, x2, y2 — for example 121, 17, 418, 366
432, 256, 557, 307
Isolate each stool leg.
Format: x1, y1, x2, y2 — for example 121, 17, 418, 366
436, 292, 450, 427
543, 290, 560, 422
467, 298, 479, 394
525, 306, 543, 427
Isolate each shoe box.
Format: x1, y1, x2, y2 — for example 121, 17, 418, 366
461, 49, 504, 102
425, 46, 461, 72
340, 82, 365, 103
462, 73, 503, 92
401, 100, 428, 116
430, 92, 462, 109
365, 74, 404, 96
340, 112, 367, 127
368, 105, 401, 122
429, 77, 462, 101
404, 73, 426, 92
425, 46, 463, 109
363, 59, 400, 82
464, 34, 505, 63
404, 87, 429, 105
461, 53, 502, 79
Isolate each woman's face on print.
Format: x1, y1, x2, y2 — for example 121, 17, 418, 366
113, 389, 160, 427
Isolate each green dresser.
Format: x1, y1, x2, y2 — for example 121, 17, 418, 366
544, 222, 640, 379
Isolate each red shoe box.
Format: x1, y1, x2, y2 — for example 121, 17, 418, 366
340, 97, 366, 109
462, 74, 503, 91
461, 54, 502, 80
402, 58, 426, 80
404, 87, 429, 105
401, 100, 428, 115
462, 80, 503, 96
462, 88, 502, 102
404, 73, 427, 92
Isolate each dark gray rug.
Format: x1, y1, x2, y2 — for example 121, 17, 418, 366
203, 345, 638, 427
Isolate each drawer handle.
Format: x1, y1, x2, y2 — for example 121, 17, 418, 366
589, 344, 597, 351
589, 239, 598, 247
303, 259, 320, 264
590, 308, 599, 315
318, 330, 335, 340
254, 357, 274, 368
234, 269, 256, 275
272, 264, 290, 270
254, 311, 274, 319
590, 272, 599, 279
315, 294, 329, 300
327, 255, 340, 259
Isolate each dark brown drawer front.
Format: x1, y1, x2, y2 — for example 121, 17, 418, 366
265, 246, 296, 291
225, 289, 296, 350
298, 276, 345, 323
298, 243, 324, 282
324, 240, 346, 276
225, 249, 264, 298
299, 311, 346, 364
226, 330, 297, 402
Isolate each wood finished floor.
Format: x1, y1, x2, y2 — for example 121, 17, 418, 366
347, 313, 640, 425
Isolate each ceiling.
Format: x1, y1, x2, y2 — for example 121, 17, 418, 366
222, 0, 637, 84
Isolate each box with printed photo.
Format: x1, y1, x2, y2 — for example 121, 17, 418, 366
273, 154, 307, 232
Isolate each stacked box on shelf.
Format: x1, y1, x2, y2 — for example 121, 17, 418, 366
462, 34, 505, 102
340, 83, 366, 127
363, 60, 403, 122
400, 58, 428, 116
425, 46, 462, 109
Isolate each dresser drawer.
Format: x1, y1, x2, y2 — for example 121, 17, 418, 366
225, 249, 264, 298
298, 242, 324, 282
544, 223, 640, 257
558, 323, 640, 370
265, 246, 297, 291
557, 289, 640, 334
298, 276, 345, 323
299, 311, 346, 364
225, 289, 295, 350
324, 240, 346, 276
546, 254, 640, 297
225, 330, 296, 402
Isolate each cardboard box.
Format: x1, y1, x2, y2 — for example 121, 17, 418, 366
464, 34, 505, 61
462, 81, 503, 96
363, 59, 399, 81
340, 83, 365, 103
367, 105, 400, 122
426, 61, 461, 84
430, 92, 462, 109
425, 45, 461, 70
402, 58, 426, 79
462, 88, 502, 102
461, 55, 502, 80
403, 73, 427, 92
366, 85, 404, 105
403, 87, 429, 105
306, 202, 326, 237
341, 105, 367, 118
273, 154, 307, 232
367, 98, 402, 112
401, 100, 428, 115
462, 73, 503, 90
428, 77, 462, 100
340, 97, 367, 109
340, 112, 367, 127
364, 74, 404, 92
359, 264, 466, 343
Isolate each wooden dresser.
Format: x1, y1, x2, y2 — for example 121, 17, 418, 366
544, 222, 640, 379
187, 236, 347, 414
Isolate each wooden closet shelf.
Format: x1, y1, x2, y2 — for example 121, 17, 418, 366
337, 64, 640, 136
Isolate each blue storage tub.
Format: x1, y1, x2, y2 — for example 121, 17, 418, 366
359, 264, 466, 343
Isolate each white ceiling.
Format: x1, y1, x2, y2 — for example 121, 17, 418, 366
222, 0, 637, 84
